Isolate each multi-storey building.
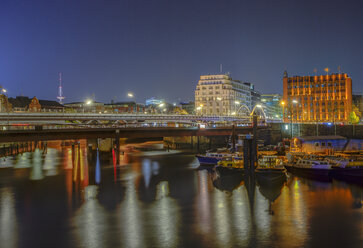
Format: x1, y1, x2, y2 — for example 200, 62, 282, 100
194, 74, 252, 115
283, 71, 352, 123
261, 94, 282, 119
145, 97, 164, 106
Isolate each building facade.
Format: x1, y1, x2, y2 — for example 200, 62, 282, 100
145, 97, 164, 106
194, 74, 252, 116
180, 101, 195, 114
261, 94, 283, 119
283, 71, 352, 123
7, 96, 64, 112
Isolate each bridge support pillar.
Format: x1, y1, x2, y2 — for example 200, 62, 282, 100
115, 132, 120, 165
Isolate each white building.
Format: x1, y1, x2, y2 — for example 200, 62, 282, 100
194, 74, 252, 116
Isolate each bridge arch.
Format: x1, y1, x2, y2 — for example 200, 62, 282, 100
250, 105, 267, 120
236, 104, 251, 117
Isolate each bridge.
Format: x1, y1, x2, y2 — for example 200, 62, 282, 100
0, 125, 269, 143
0, 112, 253, 125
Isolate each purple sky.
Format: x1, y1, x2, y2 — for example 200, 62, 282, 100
1, 0, 363, 103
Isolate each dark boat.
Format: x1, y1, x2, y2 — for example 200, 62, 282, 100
255, 168, 286, 187
285, 159, 331, 181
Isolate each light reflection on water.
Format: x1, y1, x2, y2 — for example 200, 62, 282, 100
0, 141, 362, 248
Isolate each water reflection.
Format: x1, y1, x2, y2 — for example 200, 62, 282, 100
30, 149, 44, 180
0, 187, 18, 248
0, 141, 363, 248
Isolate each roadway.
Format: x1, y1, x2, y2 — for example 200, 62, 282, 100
0, 112, 252, 125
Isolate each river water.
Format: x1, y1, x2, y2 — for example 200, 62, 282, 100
0, 140, 362, 248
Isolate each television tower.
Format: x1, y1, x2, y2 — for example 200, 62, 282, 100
57, 72, 65, 104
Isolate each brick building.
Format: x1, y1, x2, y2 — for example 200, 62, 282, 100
283, 71, 352, 123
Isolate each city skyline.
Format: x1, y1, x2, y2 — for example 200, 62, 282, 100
1, 0, 363, 103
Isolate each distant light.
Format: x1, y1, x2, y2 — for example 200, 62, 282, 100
163, 108, 166, 112
292, 100, 298, 104
327, 122, 332, 126
281, 101, 285, 105
216, 97, 222, 101
231, 112, 236, 115
127, 92, 134, 98
285, 124, 289, 130
234, 101, 240, 105
86, 100, 92, 105
196, 107, 201, 110
256, 104, 262, 108
158, 103, 165, 107
261, 99, 266, 102
173, 103, 176, 106
2, 89, 7, 93
199, 124, 206, 129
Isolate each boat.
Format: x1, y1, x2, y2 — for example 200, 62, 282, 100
196, 149, 236, 165
328, 157, 363, 184
284, 156, 332, 181
255, 156, 286, 187
215, 157, 244, 176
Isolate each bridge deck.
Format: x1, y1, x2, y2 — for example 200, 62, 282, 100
0, 126, 266, 142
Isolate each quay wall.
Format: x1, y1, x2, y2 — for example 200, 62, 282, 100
164, 124, 363, 151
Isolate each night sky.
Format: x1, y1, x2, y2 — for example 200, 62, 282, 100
1, 0, 363, 103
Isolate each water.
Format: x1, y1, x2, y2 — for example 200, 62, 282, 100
0, 141, 362, 248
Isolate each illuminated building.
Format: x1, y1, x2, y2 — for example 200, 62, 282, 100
283, 71, 352, 123
261, 94, 283, 119
145, 97, 164, 106
194, 74, 252, 116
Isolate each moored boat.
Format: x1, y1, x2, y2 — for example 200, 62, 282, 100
328, 157, 363, 184
196, 152, 234, 165
284, 157, 332, 181
215, 157, 244, 176
256, 156, 286, 186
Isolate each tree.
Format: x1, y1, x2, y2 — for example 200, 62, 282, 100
349, 110, 360, 124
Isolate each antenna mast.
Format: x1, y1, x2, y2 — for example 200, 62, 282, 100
57, 72, 65, 104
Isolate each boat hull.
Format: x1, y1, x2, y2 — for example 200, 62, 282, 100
255, 168, 286, 187
285, 165, 331, 181
215, 165, 244, 176
196, 155, 220, 165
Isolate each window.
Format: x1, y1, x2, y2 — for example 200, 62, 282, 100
321, 142, 326, 147
327, 142, 332, 147
314, 142, 319, 147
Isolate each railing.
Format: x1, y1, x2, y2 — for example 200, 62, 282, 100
0, 121, 269, 131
